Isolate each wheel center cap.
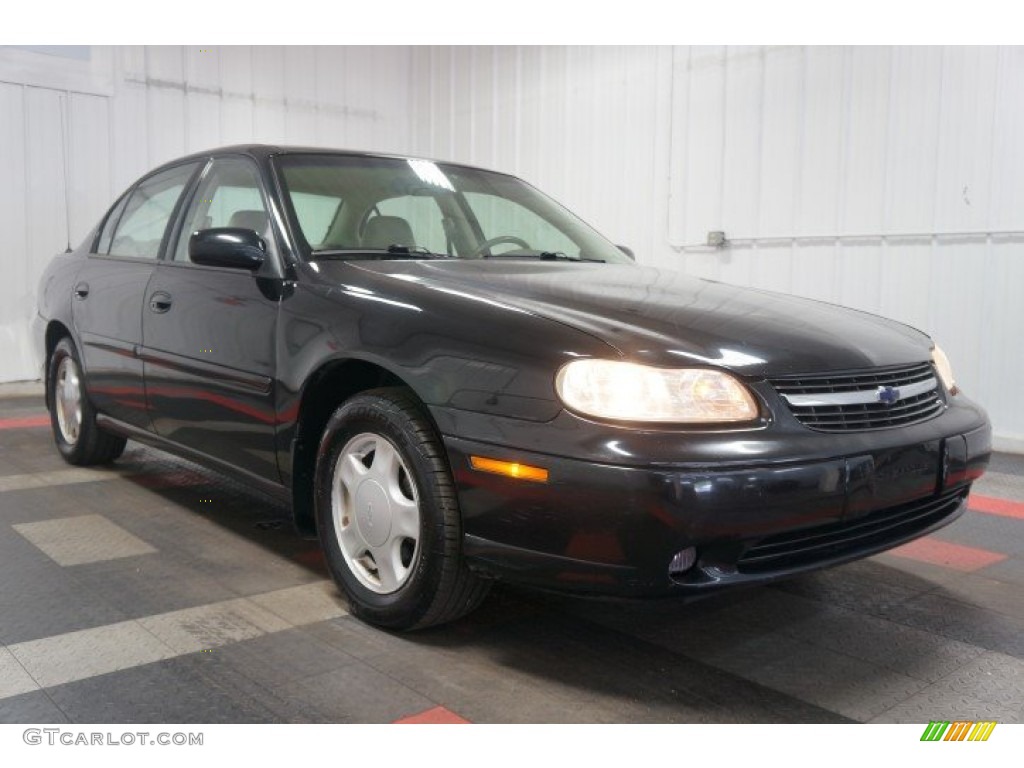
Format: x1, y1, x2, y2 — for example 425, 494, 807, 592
354, 479, 392, 547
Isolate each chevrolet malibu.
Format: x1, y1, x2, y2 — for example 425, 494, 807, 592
34, 145, 991, 630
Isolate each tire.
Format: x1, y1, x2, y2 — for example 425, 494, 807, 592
48, 337, 127, 466
314, 387, 490, 630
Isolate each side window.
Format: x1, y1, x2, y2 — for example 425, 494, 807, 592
95, 194, 129, 254
106, 163, 197, 259
366, 195, 448, 254
173, 157, 270, 262
464, 192, 578, 256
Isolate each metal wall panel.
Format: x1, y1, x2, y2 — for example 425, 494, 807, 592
411, 44, 1024, 450
0, 83, 31, 380
0, 45, 414, 385
67, 93, 111, 246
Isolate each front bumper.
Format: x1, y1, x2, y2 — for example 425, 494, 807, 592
439, 403, 991, 597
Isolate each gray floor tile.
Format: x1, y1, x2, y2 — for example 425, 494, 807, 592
919, 651, 1024, 710
975, 556, 1024, 588
137, 598, 289, 654
0, 647, 39, 699
14, 514, 157, 566
973, 470, 1024, 503
8, 620, 175, 689
248, 581, 348, 625
932, 511, 1024, 556
179, 626, 358, 690
870, 690, 1020, 723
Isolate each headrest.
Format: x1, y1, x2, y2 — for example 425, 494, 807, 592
228, 209, 269, 233
362, 216, 416, 249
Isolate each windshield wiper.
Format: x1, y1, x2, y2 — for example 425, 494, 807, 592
311, 245, 448, 260
540, 251, 605, 263
482, 250, 605, 263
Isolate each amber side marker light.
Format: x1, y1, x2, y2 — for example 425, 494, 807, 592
470, 456, 549, 483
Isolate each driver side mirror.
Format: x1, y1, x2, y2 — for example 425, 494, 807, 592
189, 228, 266, 271
617, 245, 635, 261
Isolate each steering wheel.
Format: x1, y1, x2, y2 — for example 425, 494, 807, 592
470, 235, 532, 258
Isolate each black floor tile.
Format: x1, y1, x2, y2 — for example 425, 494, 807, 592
0, 690, 69, 724
44, 657, 285, 724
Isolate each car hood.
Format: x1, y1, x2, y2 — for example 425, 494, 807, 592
337, 260, 933, 378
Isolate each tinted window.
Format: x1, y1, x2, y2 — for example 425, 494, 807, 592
370, 196, 448, 254
291, 191, 342, 247
173, 157, 269, 262
275, 154, 630, 262
107, 163, 197, 259
463, 192, 578, 256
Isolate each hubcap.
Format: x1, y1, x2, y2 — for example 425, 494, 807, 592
55, 357, 83, 445
331, 432, 421, 594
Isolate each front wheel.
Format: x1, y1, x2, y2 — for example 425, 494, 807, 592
314, 388, 490, 630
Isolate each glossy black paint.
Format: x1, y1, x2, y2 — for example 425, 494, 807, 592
34, 144, 992, 599
66, 254, 155, 430
189, 228, 267, 271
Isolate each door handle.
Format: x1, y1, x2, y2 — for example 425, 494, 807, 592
73, 282, 89, 300
149, 292, 173, 313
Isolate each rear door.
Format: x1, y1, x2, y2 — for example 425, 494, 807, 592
72, 162, 200, 429
141, 156, 282, 481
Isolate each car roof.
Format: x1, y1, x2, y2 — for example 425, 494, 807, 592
150, 144, 516, 179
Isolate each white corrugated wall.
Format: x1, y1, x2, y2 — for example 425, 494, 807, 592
3, 45, 1021, 451
0, 45, 413, 386
411, 45, 1024, 452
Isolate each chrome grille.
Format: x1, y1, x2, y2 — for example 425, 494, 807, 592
771, 362, 945, 431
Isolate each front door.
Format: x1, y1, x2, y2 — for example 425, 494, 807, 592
141, 156, 281, 481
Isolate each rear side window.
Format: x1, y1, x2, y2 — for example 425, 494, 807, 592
95, 194, 129, 254
104, 163, 198, 259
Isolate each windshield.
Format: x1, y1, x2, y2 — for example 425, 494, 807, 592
274, 153, 631, 263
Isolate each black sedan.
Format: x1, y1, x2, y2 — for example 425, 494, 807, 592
34, 145, 991, 630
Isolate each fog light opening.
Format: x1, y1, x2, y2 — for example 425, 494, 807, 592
668, 546, 697, 576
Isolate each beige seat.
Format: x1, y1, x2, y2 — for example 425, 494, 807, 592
228, 209, 270, 234
362, 216, 416, 249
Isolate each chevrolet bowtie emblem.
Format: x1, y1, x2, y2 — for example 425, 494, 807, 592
876, 385, 901, 405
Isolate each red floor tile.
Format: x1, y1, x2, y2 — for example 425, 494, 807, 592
394, 706, 471, 724
970, 494, 1024, 521
888, 537, 1007, 572
0, 415, 50, 430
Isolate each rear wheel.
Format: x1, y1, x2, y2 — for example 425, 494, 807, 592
48, 337, 127, 465
314, 388, 489, 630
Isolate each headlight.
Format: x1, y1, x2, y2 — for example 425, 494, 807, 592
931, 345, 958, 395
555, 360, 759, 423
